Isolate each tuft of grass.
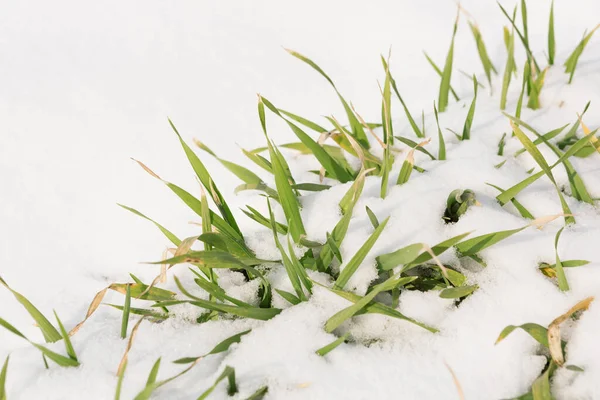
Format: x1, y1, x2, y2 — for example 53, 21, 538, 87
526, 65, 547, 110
468, 22, 498, 89
438, 11, 459, 112
564, 24, 600, 83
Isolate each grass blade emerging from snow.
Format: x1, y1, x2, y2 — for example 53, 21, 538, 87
54, 311, 78, 362
438, 12, 459, 112
564, 24, 600, 83
553, 227, 569, 291
434, 103, 446, 160
117, 204, 181, 246
500, 25, 515, 110
334, 217, 390, 290
197, 366, 237, 400
469, 22, 497, 88
548, 0, 555, 65
462, 76, 478, 140
120, 284, 131, 339
315, 332, 350, 356
0, 356, 8, 400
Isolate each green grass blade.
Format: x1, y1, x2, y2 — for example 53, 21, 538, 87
365, 206, 379, 229
0, 356, 8, 400
117, 204, 181, 246
334, 217, 390, 290
120, 284, 131, 339
261, 96, 353, 183
169, 119, 241, 237
109, 283, 176, 302
385, 60, 424, 138
424, 52, 460, 101
145, 358, 161, 386
527, 67, 547, 110
455, 226, 527, 257
496, 323, 549, 348
438, 14, 458, 112
497, 125, 596, 205
245, 386, 269, 400
241, 148, 273, 173
469, 22, 497, 87
565, 25, 600, 83
325, 275, 412, 332
405, 231, 473, 269
486, 183, 534, 219
498, 2, 540, 72
285, 49, 369, 148
377, 243, 424, 271
462, 76, 478, 140
434, 103, 446, 160
0, 277, 61, 343
114, 360, 127, 400
548, 0, 555, 65
278, 110, 327, 133
197, 366, 237, 400
394, 136, 436, 160
275, 289, 301, 305
156, 299, 280, 321
439, 284, 478, 299
316, 332, 350, 356
173, 329, 251, 364
397, 149, 415, 185
515, 61, 529, 118
500, 26, 515, 110
510, 121, 574, 224
554, 227, 569, 291
54, 311, 77, 362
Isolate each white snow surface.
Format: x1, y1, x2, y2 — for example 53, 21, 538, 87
2, 0, 600, 399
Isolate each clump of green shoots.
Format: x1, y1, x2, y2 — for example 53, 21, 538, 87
443, 189, 478, 223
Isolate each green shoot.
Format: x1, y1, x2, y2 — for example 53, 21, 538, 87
438, 11, 459, 112
553, 227, 569, 291
548, 0, 555, 65
434, 103, 446, 160
461, 76, 478, 140
500, 26, 515, 110
197, 366, 237, 399
564, 24, 600, 83
0, 356, 8, 400
316, 332, 350, 356
424, 52, 460, 102
121, 284, 131, 339
468, 22, 498, 88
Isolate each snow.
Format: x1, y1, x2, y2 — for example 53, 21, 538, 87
2, 0, 600, 399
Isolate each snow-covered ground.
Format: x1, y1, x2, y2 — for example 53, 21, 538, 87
1, 0, 600, 399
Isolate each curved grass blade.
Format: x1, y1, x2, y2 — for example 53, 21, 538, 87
498, 2, 540, 72
54, 311, 77, 362
486, 183, 534, 219
173, 329, 251, 364
439, 284, 478, 299
275, 289, 301, 306
500, 26, 515, 110
117, 204, 181, 246
246, 386, 269, 400
455, 225, 527, 257
155, 299, 280, 321
434, 103, 446, 160
385, 59, 424, 138
469, 22, 497, 88
377, 243, 424, 272
496, 322, 549, 347
565, 24, 600, 83
0, 277, 61, 343
197, 366, 237, 400
0, 356, 8, 400
553, 227, 569, 291
394, 136, 436, 160
285, 49, 369, 148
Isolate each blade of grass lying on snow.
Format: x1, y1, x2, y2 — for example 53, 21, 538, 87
455, 225, 527, 258
553, 227, 569, 291
0, 356, 8, 400
246, 386, 269, 400
197, 366, 237, 400
424, 53, 460, 102
107, 304, 168, 322
365, 206, 379, 229
548, 0, 555, 65
155, 298, 281, 321
275, 289, 301, 305
468, 22, 498, 88
325, 275, 415, 332
510, 121, 575, 224
497, 128, 597, 206
506, 114, 593, 204
377, 243, 425, 272
334, 217, 390, 290
285, 48, 369, 148
261, 96, 354, 183
496, 322, 550, 347
0, 316, 79, 367
438, 11, 459, 113
434, 102, 446, 160
462, 76, 478, 140
486, 183, 534, 219
0, 277, 61, 343
564, 24, 600, 84
439, 284, 478, 299
315, 332, 350, 356
169, 119, 242, 237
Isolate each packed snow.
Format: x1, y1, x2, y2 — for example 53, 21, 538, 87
1, 0, 600, 399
